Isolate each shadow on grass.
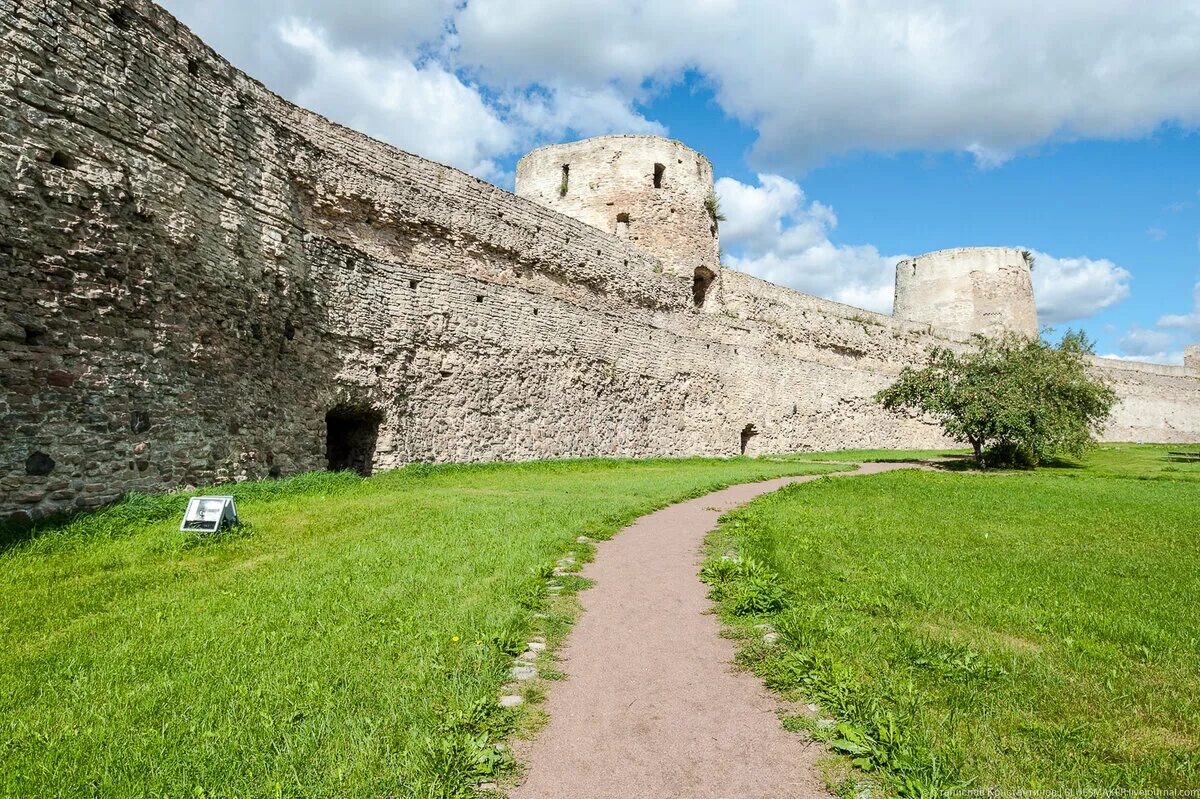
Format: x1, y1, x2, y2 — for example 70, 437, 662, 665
926, 457, 979, 472
1039, 456, 1087, 470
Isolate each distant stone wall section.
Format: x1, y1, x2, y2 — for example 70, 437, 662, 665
894, 247, 1039, 337
0, 0, 1196, 520
1186, 345, 1200, 372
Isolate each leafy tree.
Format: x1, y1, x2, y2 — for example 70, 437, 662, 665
876, 331, 1118, 468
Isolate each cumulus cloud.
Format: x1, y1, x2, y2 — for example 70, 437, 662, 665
716, 175, 903, 313
161, 0, 663, 179
1157, 281, 1200, 335
1099, 281, 1199, 364
1029, 252, 1132, 325
505, 84, 666, 145
1118, 326, 1179, 358
277, 22, 513, 178
454, 0, 1200, 169
714, 177, 1143, 321
162, 0, 1200, 173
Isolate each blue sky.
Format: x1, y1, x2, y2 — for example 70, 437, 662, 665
638, 78, 1200, 359
162, 0, 1200, 363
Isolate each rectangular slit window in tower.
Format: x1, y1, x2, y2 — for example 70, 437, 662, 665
560, 164, 569, 196
653, 163, 665, 188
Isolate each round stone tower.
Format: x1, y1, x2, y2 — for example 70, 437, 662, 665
1185, 344, 1200, 372
515, 135, 720, 281
893, 247, 1039, 338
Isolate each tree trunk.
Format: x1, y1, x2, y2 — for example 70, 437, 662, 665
970, 437, 985, 469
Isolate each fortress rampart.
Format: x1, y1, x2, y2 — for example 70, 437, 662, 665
1, 0, 1197, 520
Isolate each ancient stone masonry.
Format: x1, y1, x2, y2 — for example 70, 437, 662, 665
2, 0, 1198, 520
515, 136, 720, 290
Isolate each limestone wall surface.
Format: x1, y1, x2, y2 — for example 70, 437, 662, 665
894, 247, 1039, 337
1093, 358, 1200, 443
515, 136, 719, 279
1, 0, 1197, 520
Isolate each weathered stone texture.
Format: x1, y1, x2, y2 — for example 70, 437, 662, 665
1, 0, 1197, 520
894, 247, 1039, 337
515, 136, 719, 280
1186, 345, 1200, 372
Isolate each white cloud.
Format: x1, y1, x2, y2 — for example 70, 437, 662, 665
277, 22, 513, 178
1029, 251, 1132, 325
161, 1, 663, 181
1103, 280, 1199, 364
163, 0, 1200, 172
1098, 351, 1185, 365
454, 0, 1200, 170
1119, 326, 1178, 357
1157, 281, 1200, 335
505, 84, 666, 144
716, 175, 902, 313
716, 177, 1142, 321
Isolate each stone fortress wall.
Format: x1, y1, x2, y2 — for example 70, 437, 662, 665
1, 0, 1197, 520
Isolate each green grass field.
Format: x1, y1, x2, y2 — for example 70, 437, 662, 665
0, 457, 836, 798
704, 444, 1200, 794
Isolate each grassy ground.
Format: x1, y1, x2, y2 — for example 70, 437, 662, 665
771, 448, 970, 463
0, 457, 835, 799
704, 444, 1200, 795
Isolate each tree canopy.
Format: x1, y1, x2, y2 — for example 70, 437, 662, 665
876, 331, 1118, 468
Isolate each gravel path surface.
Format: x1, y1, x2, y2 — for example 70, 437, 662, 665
511, 462, 930, 799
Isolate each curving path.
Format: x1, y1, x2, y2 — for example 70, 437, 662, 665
510, 462, 933, 799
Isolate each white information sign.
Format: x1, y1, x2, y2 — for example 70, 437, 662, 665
180, 496, 239, 533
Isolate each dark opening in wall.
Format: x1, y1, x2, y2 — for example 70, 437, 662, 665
653, 163, 665, 188
739, 423, 759, 455
283, 320, 296, 340
616, 212, 631, 237
559, 164, 569, 196
25, 451, 55, 476
187, 57, 200, 76
692, 267, 715, 307
108, 5, 135, 29
50, 151, 77, 170
325, 407, 381, 476
409, 279, 419, 289
22, 324, 45, 345
129, 411, 151, 433
476, 295, 484, 303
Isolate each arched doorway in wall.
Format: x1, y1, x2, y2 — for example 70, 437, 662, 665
693, 266, 715, 308
739, 423, 759, 456
325, 405, 382, 476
